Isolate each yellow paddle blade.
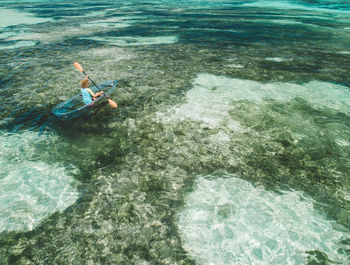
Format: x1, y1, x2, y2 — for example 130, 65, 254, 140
73, 62, 83, 72
108, 99, 118, 108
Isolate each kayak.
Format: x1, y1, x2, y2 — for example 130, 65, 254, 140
52, 80, 117, 120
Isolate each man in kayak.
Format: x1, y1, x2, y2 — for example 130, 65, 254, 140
80, 75, 104, 104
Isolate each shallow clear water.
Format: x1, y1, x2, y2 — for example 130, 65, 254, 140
0, 130, 79, 232
178, 175, 349, 264
0, 0, 350, 264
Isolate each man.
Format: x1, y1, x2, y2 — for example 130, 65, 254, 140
80, 75, 104, 104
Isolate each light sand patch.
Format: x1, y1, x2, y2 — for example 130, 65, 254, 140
177, 175, 350, 265
0, 8, 52, 28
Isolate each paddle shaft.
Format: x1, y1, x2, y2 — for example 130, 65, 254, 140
74, 61, 117, 108
82, 70, 111, 100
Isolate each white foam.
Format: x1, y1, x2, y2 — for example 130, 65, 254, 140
267, 19, 303, 25
0, 131, 79, 232
265, 57, 288, 62
177, 175, 350, 265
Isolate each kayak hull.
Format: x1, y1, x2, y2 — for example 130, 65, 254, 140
52, 80, 117, 120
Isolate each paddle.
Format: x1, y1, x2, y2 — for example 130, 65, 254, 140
73, 62, 118, 108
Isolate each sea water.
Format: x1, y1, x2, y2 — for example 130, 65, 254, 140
177, 175, 349, 264
0, 131, 79, 232
0, 0, 350, 264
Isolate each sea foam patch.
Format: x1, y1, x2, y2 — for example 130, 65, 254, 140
177, 175, 350, 265
0, 131, 79, 232
265, 57, 288, 62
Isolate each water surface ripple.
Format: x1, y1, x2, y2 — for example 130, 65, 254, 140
0, 0, 350, 264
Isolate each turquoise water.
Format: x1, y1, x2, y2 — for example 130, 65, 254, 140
0, 0, 350, 264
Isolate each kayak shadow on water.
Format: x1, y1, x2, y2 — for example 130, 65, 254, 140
3, 99, 112, 136
4, 105, 52, 135
53, 101, 113, 131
